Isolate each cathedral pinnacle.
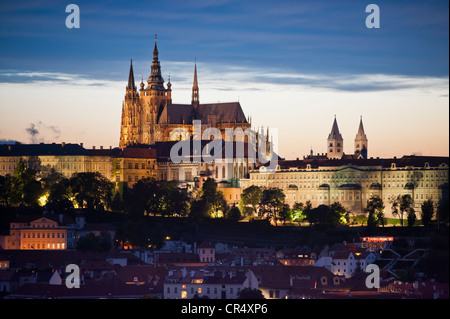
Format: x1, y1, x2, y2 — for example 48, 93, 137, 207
127, 59, 136, 90
192, 62, 199, 107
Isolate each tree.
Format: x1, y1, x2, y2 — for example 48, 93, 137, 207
47, 178, 74, 213
390, 194, 413, 227
365, 195, 385, 229
201, 178, 226, 218
9, 158, 42, 206
437, 185, 449, 227
303, 200, 314, 226
407, 207, 416, 227
69, 172, 114, 212
115, 219, 150, 248
329, 202, 349, 227
166, 187, 190, 217
189, 198, 210, 221
315, 204, 330, 227
278, 204, 292, 224
239, 186, 262, 217
420, 199, 434, 227
291, 202, 305, 225
225, 205, 242, 221
0, 175, 13, 206
76, 232, 112, 252
389, 196, 400, 225
237, 288, 265, 299
399, 194, 413, 227
111, 192, 125, 213
260, 188, 285, 220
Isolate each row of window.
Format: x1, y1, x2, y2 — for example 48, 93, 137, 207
167, 286, 241, 295
22, 243, 65, 249
126, 162, 156, 170
23, 232, 65, 239
252, 170, 448, 180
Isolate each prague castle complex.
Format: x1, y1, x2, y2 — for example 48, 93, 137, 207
0, 39, 448, 220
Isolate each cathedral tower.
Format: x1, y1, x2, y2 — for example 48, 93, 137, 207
120, 36, 172, 149
119, 60, 140, 149
327, 116, 344, 159
354, 116, 368, 159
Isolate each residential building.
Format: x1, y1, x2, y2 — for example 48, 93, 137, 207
164, 266, 258, 299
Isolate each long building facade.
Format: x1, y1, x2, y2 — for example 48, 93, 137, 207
243, 117, 448, 218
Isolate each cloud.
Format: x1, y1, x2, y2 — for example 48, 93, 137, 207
1, 64, 448, 97
162, 61, 449, 95
25, 121, 61, 143
0, 70, 118, 87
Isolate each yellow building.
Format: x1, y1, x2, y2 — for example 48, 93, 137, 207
112, 146, 157, 188
243, 155, 449, 218
0, 143, 158, 190
242, 117, 448, 218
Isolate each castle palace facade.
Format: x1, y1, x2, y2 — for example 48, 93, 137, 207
119, 39, 251, 149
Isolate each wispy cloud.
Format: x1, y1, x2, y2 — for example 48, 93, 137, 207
0, 70, 119, 87
25, 121, 61, 143
1, 66, 448, 96
162, 61, 449, 94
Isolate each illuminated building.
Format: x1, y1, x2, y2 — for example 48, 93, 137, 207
164, 267, 258, 299
0, 215, 72, 250
119, 37, 251, 149
242, 118, 449, 218
244, 155, 448, 217
0, 143, 157, 189
358, 236, 394, 251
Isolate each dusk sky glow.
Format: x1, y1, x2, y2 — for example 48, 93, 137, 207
0, 0, 448, 159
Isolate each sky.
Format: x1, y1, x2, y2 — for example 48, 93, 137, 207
0, 0, 448, 159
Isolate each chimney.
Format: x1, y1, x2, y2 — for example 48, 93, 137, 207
61, 142, 65, 148
100, 146, 103, 150
80, 143, 83, 148
93, 146, 96, 150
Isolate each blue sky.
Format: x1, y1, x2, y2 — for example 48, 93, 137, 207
0, 0, 448, 158
1, 0, 448, 78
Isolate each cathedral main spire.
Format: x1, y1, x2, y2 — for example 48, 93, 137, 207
191, 62, 199, 108
153, 34, 159, 61
147, 34, 165, 90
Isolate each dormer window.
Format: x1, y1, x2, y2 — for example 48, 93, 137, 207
333, 277, 340, 285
